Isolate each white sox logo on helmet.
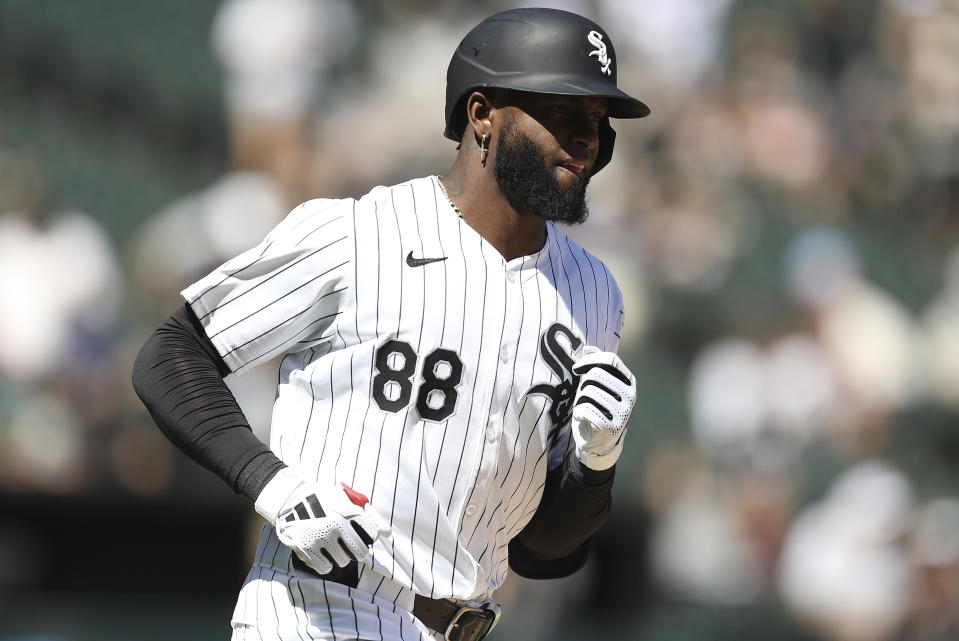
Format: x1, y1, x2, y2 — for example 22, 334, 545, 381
587, 30, 612, 76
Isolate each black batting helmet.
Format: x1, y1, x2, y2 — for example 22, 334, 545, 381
444, 7, 650, 174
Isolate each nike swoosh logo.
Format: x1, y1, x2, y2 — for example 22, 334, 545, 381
406, 251, 447, 267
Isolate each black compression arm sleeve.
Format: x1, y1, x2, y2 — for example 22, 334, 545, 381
131, 304, 285, 500
508, 453, 615, 579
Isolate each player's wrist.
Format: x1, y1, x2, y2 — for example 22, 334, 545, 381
573, 420, 626, 471
254, 467, 304, 525
575, 440, 623, 471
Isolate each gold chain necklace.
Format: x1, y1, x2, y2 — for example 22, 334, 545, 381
437, 177, 465, 219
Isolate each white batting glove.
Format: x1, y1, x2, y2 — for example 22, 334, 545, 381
254, 468, 391, 575
570, 346, 637, 471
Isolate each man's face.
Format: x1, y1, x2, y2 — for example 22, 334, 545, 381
492, 94, 608, 225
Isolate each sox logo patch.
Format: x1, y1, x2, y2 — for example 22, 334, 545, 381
587, 30, 612, 76
526, 323, 583, 447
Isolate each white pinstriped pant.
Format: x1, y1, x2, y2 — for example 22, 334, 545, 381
230, 563, 445, 641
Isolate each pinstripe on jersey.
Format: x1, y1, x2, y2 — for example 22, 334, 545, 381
183, 176, 624, 634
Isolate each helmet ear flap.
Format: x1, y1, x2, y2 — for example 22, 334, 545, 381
593, 117, 616, 175
450, 95, 469, 142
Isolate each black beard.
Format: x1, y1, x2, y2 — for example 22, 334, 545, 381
492, 117, 590, 225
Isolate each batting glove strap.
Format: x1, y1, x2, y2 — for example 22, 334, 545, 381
573, 425, 626, 471
254, 467, 305, 526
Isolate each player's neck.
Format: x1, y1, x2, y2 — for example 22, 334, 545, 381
439, 166, 547, 262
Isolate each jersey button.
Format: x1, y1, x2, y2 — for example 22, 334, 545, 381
465, 504, 477, 516
499, 346, 509, 363
506, 271, 516, 283
486, 428, 496, 443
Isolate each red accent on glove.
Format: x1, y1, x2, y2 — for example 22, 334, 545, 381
340, 482, 369, 507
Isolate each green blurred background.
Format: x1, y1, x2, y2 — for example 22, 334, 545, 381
0, 1, 957, 640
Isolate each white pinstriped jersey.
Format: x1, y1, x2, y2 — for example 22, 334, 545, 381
183, 176, 624, 610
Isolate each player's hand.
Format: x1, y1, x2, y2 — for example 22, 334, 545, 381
570, 346, 636, 471
254, 468, 391, 575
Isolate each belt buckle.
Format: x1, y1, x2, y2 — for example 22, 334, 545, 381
443, 601, 500, 641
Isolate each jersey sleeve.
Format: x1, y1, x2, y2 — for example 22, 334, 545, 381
605, 269, 625, 354
181, 198, 354, 374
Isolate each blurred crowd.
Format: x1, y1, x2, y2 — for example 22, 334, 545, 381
1, 1, 958, 640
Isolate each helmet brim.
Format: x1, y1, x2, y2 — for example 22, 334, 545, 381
443, 81, 649, 142
475, 76, 650, 119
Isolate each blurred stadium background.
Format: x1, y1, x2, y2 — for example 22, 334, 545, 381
0, 0, 957, 639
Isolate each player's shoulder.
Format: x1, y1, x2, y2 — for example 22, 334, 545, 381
549, 224, 627, 344
355, 175, 439, 212
261, 196, 357, 248
272, 176, 435, 242
548, 224, 623, 296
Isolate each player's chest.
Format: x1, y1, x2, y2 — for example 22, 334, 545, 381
350, 278, 588, 435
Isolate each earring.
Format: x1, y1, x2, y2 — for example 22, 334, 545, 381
480, 134, 489, 166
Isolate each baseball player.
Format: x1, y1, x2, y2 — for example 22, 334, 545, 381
132, 8, 647, 641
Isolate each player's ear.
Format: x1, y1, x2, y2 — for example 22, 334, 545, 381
464, 91, 494, 143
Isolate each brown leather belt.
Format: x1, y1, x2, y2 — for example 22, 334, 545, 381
292, 556, 499, 641
412, 593, 499, 641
